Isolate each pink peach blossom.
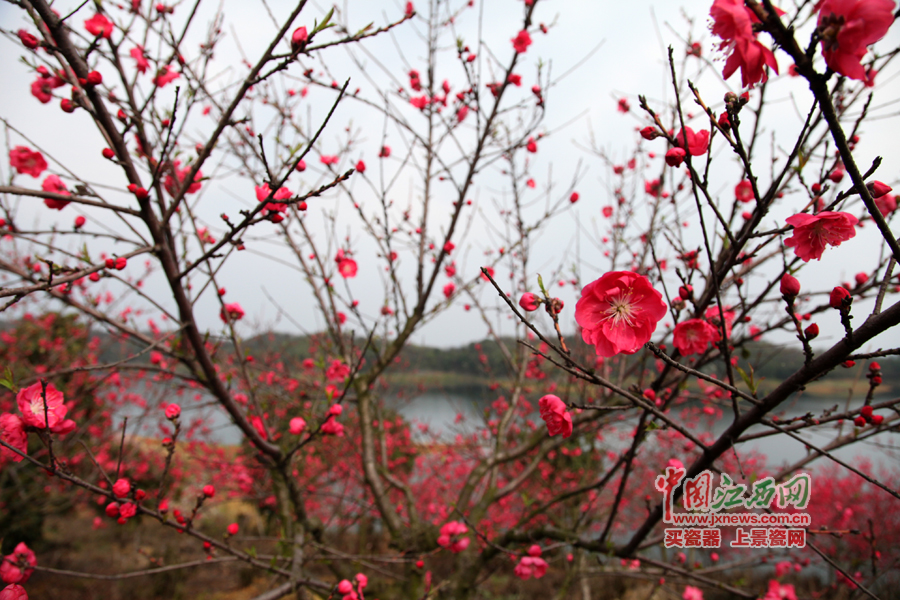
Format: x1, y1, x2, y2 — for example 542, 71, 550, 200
817, 0, 895, 81
9, 146, 47, 178
0, 543, 36, 584
0, 414, 27, 463
673, 318, 721, 356
538, 394, 573, 438
784, 211, 858, 262
575, 271, 667, 357
16, 382, 67, 429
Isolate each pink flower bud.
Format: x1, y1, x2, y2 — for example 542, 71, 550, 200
519, 293, 540, 311
164, 403, 181, 419
227, 523, 239, 535
780, 274, 800, 297
829, 286, 851, 309
202, 484, 215, 498
113, 478, 131, 498
665, 147, 686, 167
804, 323, 819, 340
291, 26, 308, 51
867, 181, 892, 198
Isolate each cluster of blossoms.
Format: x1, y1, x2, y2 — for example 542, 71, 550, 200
513, 545, 548, 581
437, 520, 470, 552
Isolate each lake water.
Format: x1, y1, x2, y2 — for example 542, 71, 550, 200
144, 387, 900, 472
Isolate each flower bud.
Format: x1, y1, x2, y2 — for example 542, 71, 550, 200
780, 274, 800, 298
519, 293, 540, 311
804, 323, 819, 340
867, 181, 892, 198
640, 126, 660, 141
291, 26, 308, 52
665, 147, 686, 167
829, 286, 851, 310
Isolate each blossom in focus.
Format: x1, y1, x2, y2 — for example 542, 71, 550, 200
9, 146, 48, 178
16, 382, 68, 429
538, 394, 573, 438
672, 318, 721, 356
674, 127, 710, 156
519, 293, 540, 311
817, 0, 895, 81
784, 211, 858, 262
575, 271, 667, 357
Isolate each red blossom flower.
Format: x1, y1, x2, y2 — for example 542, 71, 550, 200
17, 30, 39, 50
289, 417, 306, 435
734, 179, 754, 202
514, 556, 549, 580
784, 211, 858, 262
30, 74, 64, 104
673, 318, 721, 356
164, 160, 202, 196
41, 175, 71, 210
84, 13, 114, 39
220, 302, 245, 323
575, 271, 667, 357
16, 382, 68, 430
130, 46, 150, 74
153, 65, 180, 88
817, 0, 895, 81
538, 394, 573, 438
0, 543, 36, 585
0, 584, 28, 600
512, 30, 532, 54
0, 414, 27, 464
165, 403, 181, 419
874, 194, 896, 216
337, 257, 358, 278
442, 282, 455, 298
709, 0, 778, 87
437, 521, 469, 552
255, 183, 292, 213
674, 127, 710, 156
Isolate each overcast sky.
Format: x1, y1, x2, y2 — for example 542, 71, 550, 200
1, 0, 899, 352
